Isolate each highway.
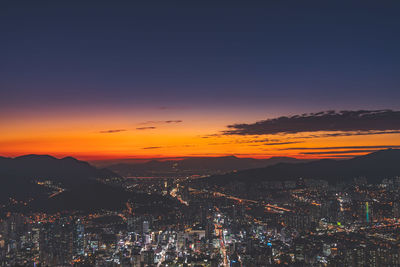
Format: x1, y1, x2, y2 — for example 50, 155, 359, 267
170, 187, 189, 206
191, 187, 291, 213
214, 215, 229, 266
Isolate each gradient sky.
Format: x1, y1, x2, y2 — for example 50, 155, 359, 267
1, 1, 400, 160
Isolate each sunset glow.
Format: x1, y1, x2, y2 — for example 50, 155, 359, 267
1, 2, 400, 161
2, 109, 400, 160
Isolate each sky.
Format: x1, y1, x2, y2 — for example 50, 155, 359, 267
1, 1, 400, 160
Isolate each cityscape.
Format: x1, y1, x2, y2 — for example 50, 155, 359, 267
2, 150, 400, 266
2, 1, 400, 267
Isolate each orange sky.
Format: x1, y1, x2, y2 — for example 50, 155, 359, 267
2, 109, 400, 160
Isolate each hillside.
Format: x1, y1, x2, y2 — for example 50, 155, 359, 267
0, 155, 120, 203
106, 156, 310, 177
203, 149, 400, 185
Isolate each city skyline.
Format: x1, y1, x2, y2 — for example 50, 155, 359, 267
2, 2, 400, 266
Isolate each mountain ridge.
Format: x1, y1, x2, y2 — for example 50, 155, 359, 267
0, 154, 118, 184
0, 155, 183, 214
105, 155, 311, 177
202, 149, 400, 185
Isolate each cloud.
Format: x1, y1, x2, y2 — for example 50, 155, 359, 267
165, 120, 182, 123
307, 130, 400, 139
142, 144, 194, 150
136, 126, 157, 130
139, 120, 183, 125
300, 149, 379, 155
282, 145, 400, 150
234, 138, 280, 144
264, 141, 303, 146
206, 139, 299, 146
223, 110, 400, 136
313, 154, 362, 158
201, 134, 222, 138
99, 129, 127, 134
207, 142, 231, 146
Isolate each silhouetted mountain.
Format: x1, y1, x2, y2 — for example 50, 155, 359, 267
107, 156, 310, 177
0, 154, 118, 184
204, 149, 400, 185
0, 155, 120, 203
0, 155, 182, 214
25, 180, 179, 214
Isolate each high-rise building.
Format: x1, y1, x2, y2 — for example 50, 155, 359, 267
74, 219, 85, 255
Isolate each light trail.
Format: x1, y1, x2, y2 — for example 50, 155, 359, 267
170, 187, 189, 206
214, 218, 229, 266
191, 187, 291, 213
48, 189, 64, 198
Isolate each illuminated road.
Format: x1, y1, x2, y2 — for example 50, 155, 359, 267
214, 216, 229, 266
170, 187, 189, 206
191, 187, 291, 213
157, 249, 166, 267
48, 189, 65, 198
126, 201, 134, 214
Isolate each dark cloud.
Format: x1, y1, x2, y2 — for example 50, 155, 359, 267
142, 145, 194, 150
235, 138, 280, 144
224, 110, 400, 135
315, 154, 362, 158
300, 149, 379, 155
307, 130, 400, 139
207, 139, 297, 146
165, 120, 182, 123
136, 126, 157, 130
201, 134, 222, 138
139, 120, 183, 125
264, 141, 303, 146
206, 135, 304, 147
208, 142, 231, 146
282, 145, 400, 150
181, 144, 196, 148
99, 129, 127, 134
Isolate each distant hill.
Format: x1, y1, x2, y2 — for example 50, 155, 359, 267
202, 149, 400, 185
106, 156, 310, 177
0, 155, 182, 214
27, 180, 179, 214
0, 155, 120, 203
0, 154, 118, 184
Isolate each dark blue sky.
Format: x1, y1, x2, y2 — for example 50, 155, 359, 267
1, 1, 400, 116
